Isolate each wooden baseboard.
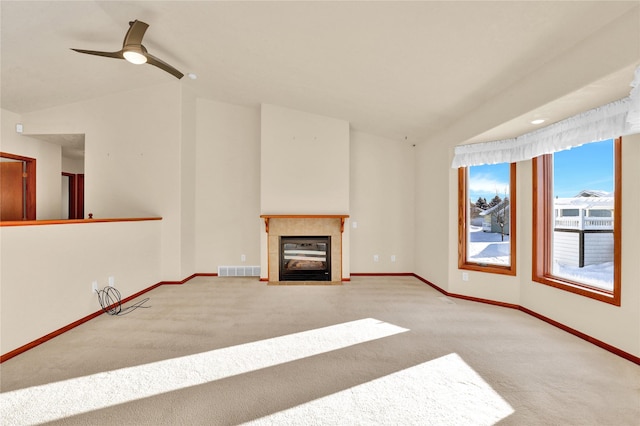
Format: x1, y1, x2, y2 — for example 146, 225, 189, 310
408, 273, 639, 365
518, 306, 640, 364
4, 272, 638, 365
0, 272, 217, 363
1, 311, 106, 364
350, 272, 413, 277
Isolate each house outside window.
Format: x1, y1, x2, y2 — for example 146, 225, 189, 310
533, 138, 621, 305
458, 162, 516, 275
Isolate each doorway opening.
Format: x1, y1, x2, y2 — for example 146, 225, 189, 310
62, 172, 85, 219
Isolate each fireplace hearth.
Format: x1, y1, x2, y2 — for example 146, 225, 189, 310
280, 236, 331, 281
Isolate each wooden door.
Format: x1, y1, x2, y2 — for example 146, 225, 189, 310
61, 173, 85, 219
1, 161, 25, 220
62, 172, 76, 219
0, 152, 36, 220
77, 174, 85, 219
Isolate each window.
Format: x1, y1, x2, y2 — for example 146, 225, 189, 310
458, 163, 516, 275
533, 138, 621, 305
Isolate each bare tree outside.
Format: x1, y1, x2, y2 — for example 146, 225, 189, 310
495, 190, 508, 242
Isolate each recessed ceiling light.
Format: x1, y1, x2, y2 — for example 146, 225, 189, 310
531, 119, 545, 125
187, 73, 198, 80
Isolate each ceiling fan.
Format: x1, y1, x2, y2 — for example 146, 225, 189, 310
71, 20, 184, 79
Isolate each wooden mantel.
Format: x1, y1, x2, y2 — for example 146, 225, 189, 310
260, 214, 349, 233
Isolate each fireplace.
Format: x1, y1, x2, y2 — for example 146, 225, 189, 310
280, 236, 331, 281
261, 215, 348, 283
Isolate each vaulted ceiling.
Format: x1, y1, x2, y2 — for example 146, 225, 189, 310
2, 1, 638, 145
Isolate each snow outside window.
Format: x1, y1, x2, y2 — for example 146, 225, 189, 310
533, 138, 621, 306
458, 163, 516, 276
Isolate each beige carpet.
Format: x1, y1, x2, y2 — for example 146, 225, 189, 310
1, 276, 639, 425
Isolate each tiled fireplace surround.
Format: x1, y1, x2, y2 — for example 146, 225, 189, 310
261, 215, 348, 283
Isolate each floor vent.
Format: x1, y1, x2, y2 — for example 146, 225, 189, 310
218, 266, 261, 277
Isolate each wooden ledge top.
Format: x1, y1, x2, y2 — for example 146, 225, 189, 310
0, 217, 162, 227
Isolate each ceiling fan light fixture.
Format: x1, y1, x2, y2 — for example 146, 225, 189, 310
123, 47, 147, 64
72, 20, 183, 78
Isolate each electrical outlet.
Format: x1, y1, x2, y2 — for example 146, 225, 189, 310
391, 255, 396, 262
373, 254, 379, 262
108, 276, 115, 287
241, 254, 246, 262
92, 281, 98, 293
462, 272, 469, 281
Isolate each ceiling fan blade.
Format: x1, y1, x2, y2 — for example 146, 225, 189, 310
71, 20, 182, 79
122, 20, 149, 47
71, 48, 123, 59
146, 53, 184, 79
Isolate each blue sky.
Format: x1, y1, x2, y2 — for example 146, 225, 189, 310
553, 139, 613, 198
468, 162, 510, 203
468, 138, 614, 201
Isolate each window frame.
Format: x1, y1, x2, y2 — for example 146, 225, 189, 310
458, 163, 517, 276
532, 137, 621, 306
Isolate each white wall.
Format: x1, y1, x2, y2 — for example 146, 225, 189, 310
260, 104, 350, 215
438, 140, 640, 357
349, 130, 415, 273
259, 104, 351, 280
518, 135, 640, 356
195, 99, 261, 272
19, 83, 185, 280
62, 156, 84, 174
2, 8, 638, 359
410, 8, 640, 357
445, 161, 521, 304
180, 87, 197, 278
1, 109, 62, 219
414, 140, 451, 289
424, 133, 640, 359
0, 219, 162, 354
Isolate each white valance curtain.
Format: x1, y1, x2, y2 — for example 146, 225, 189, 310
451, 66, 640, 168
628, 66, 640, 133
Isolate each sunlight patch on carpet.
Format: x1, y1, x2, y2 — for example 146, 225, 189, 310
247, 353, 514, 425
0, 318, 408, 424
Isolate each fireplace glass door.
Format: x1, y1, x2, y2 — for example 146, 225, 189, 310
280, 236, 331, 281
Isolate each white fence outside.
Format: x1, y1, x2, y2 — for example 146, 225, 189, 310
554, 217, 613, 230
553, 232, 580, 267
553, 231, 614, 267
584, 233, 614, 265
